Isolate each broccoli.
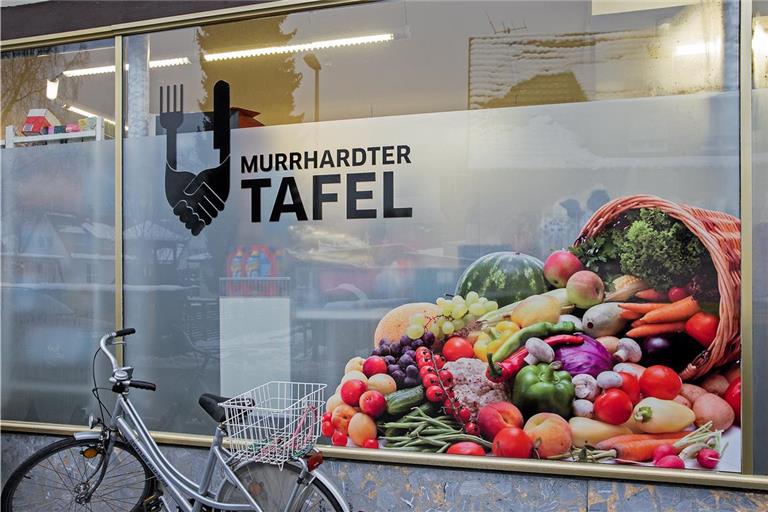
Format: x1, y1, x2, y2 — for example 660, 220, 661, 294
571, 208, 712, 292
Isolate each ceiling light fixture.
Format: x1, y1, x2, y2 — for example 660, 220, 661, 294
62, 57, 191, 77
203, 33, 394, 62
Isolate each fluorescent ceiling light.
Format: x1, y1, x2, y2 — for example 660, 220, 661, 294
675, 39, 721, 56
46, 79, 59, 100
753, 23, 768, 55
67, 104, 112, 123
62, 57, 191, 77
203, 33, 394, 62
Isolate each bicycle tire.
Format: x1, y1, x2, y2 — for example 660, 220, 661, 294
1, 436, 155, 512
214, 461, 345, 512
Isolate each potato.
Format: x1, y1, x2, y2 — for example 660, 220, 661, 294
348, 413, 377, 446
366, 373, 397, 395
673, 395, 692, 408
341, 371, 368, 384
680, 383, 707, 404
597, 336, 620, 354
344, 357, 365, 374
701, 374, 729, 396
693, 393, 735, 430
724, 365, 741, 383
326, 394, 344, 414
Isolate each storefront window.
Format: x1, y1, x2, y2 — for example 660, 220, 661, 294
119, 0, 742, 477
1, 39, 116, 425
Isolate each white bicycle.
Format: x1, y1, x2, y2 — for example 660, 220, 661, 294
1, 328, 348, 512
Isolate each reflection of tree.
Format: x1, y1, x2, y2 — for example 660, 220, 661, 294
1, 49, 86, 129
195, 17, 303, 126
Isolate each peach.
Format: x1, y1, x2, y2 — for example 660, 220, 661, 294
326, 393, 344, 414
348, 413, 377, 447
523, 413, 572, 458
331, 404, 357, 435
478, 402, 523, 441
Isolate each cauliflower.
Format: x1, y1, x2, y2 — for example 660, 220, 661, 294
443, 358, 509, 416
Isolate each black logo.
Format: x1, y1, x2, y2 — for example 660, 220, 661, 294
161, 81, 231, 236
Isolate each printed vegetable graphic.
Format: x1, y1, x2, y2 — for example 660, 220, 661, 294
489, 321, 577, 364
685, 311, 719, 347
512, 362, 575, 418
634, 296, 700, 325
456, 252, 549, 308
632, 397, 696, 433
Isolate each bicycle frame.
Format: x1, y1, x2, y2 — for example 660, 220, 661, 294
96, 392, 323, 512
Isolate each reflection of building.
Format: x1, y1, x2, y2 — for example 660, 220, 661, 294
1, 212, 114, 284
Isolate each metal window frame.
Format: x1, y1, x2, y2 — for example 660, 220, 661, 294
0, 0, 763, 490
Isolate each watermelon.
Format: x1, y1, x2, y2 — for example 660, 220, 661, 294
456, 252, 548, 307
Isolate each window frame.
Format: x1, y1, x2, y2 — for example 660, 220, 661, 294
0, 0, 761, 490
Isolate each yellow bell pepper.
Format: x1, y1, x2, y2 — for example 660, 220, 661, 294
474, 332, 505, 361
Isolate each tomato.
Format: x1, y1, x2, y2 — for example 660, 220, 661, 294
426, 385, 446, 402
458, 407, 472, 423
419, 366, 437, 378
443, 398, 456, 415
422, 373, 440, 388
322, 411, 332, 423
321, 420, 335, 437
416, 356, 433, 368
416, 347, 431, 358
723, 377, 741, 425
433, 354, 446, 369
446, 441, 486, 456
331, 430, 348, 446
618, 372, 641, 404
667, 287, 690, 303
639, 365, 682, 400
594, 389, 633, 425
439, 370, 454, 387
464, 422, 479, 436
442, 337, 474, 361
685, 312, 719, 347
491, 427, 533, 458
362, 438, 379, 449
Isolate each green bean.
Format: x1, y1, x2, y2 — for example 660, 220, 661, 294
381, 445, 423, 451
437, 443, 451, 453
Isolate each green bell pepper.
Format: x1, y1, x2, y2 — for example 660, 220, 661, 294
512, 362, 574, 418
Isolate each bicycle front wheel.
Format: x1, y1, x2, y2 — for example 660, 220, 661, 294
215, 461, 345, 512
1, 437, 154, 512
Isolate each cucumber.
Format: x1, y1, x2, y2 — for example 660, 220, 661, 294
385, 385, 425, 416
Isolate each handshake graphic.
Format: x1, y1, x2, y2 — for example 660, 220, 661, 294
161, 81, 231, 236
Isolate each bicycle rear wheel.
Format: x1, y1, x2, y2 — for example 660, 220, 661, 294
1, 437, 154, 512
215, 461, 345, 512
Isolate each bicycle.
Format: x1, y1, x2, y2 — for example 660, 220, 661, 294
1, 328, 349, 512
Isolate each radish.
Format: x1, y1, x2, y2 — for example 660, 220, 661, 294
696, 448, 720, 469
655, 455, 685, 469
652, 444, 677, 463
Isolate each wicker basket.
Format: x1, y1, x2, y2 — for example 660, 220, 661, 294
575, 195, 740, 381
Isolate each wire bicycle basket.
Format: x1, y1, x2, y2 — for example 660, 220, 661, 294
221, 381, 326, 467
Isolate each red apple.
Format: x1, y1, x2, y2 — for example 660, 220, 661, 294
358, 390, 386, 418
566, 270, 604, 309
340, 379, 367, 407
543, 250, 584, 288
477, 402, 524, 441
362, 356, 388, 377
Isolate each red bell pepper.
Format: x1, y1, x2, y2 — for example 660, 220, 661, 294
485, 334, 583, 383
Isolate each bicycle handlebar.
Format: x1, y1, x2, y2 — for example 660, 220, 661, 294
99, 328, 136, 376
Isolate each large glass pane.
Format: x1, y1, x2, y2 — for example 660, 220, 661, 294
752, 0, 768, 475
1, 39, 115, 425
122, 0, 741, 475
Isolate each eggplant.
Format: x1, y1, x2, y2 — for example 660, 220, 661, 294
639, 334, 703, 372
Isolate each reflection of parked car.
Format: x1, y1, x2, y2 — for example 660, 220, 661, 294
1, 286, 113, 425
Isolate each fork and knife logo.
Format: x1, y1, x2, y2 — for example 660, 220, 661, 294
160, 81, 231, 236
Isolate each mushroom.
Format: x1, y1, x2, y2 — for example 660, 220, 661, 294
573, 374, 599, 400
572, 399, 594, 418
596, 371, 624, 389
613, 338, 642, 363
523, 338, 554, 365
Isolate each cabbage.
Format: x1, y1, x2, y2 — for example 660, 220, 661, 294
554, 334, 612, 377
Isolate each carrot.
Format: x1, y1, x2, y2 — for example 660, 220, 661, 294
595, 432, 687, 451
618, 303, 667, 314
635, 289, 668, 301
640, 296, 700, 324
610, 438, 686, 462
626, 322, 686, 338
620, 309, 643, 321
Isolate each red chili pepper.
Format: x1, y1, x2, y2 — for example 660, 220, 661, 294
485, 334, 584, 383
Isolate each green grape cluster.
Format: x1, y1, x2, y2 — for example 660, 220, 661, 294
405, 292, 499, 341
